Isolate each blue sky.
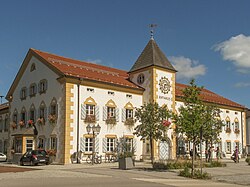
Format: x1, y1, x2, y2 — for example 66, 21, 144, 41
0, 0, 250, 108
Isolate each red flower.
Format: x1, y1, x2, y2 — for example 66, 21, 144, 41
162, 120, 171, 127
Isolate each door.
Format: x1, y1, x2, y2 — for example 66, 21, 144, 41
159, 141, 170, 160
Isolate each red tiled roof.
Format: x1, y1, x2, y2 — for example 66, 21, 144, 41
176, 83, 245, 109
31, 49, 143, 90
30, 49, 244, 109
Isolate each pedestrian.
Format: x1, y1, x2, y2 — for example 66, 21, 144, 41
207, 147, 211, 162
205, 149, 208, 162
215, 147, 220, 161
233, 146, 239, 163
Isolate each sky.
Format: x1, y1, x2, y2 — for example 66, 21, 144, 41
0, 0, 250, 108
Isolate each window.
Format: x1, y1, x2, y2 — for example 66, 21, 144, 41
29, 105, 36, 122
226, 142, 231, 153
14, 138, 22, 153
107, 107, 115, 118
107, 138, 115, 152
108, 91, 114, 95
185, 142, 190, 153
39, 79, 48, 94
87, 88, 94, 92
13, 110, 18, 124
38, 137, 45, 149
49, 98, 57, 123
85, 137, 93, 152
20, 87, 27, 100
20, 108, 26, 124
4, 115, 9, 132
26, 139, 33, 152
126, 109, 133, 119
86, 104, 95, 116
126, 94, 132, 99
125, 138, 133, 152
0, 117, 2, 132
29, 83, 37, 97
234, 122, 239, 130
39, 102, 46, 120
50, 137, 57, 150
137, 73, 145, 84
30, 63, 36, 72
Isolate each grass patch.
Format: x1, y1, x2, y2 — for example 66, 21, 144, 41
179, 167, 211, 179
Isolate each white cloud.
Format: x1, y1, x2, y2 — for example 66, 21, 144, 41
169, 56, 206, 80
214, 34, 250, 71
86, 59, 102, 64
234, 82, 250, 88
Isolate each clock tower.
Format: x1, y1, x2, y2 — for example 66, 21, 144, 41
129, 37, 177, 160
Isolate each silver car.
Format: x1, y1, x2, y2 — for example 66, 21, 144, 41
0, 152, 7, 162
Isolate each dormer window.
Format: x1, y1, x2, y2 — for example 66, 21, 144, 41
137, 73, 145, 84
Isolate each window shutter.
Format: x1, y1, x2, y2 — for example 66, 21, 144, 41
115, 108, 119, 122
95, 137, 99, 153
133, 138, 137, 153
102, 138, 107, 153
38, 82, 41, 93
56, 104, 58, 119
95, 105, 99, 121
80, 137, 85, 152
224, 142, 227, 153
232, 123, 235, 131
122, 109, 126, 122
239, 143, 242, 153
81, 104, 86, 120
103, 106, 107, 121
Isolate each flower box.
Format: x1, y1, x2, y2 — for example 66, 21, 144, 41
234, 128, 240, 134
84, 115, 96, 123
11, 122, 17, 130
37, 118, 45, 125
48, 114, 57, 124
19, 120, 25, 128
106, 117, 116, 125
225, 128, 231, 133
27, 119, 34, 127
124, 118, 135, 127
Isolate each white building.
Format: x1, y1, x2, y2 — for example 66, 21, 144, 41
5, 37, 246, 164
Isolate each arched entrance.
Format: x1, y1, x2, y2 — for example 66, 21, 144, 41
159, 138, 172, 160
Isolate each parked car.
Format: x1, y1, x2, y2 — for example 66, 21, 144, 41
0, 152, 7, 162
20, 150, 50, 166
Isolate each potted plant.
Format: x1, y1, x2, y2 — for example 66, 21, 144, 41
47, 149, 56, 163
124, 118, 135, 127
118, 139, 134, 170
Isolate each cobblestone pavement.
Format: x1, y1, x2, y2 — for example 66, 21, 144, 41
0, 159, 249, 187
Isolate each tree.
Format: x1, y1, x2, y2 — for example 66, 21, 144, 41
172, 79, 205, 176
202, 105, 223, 158
134, 102, 171, 165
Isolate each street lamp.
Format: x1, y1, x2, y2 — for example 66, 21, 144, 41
86, 123, 101, 165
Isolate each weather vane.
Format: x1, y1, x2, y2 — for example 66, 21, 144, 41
149, 24, 157, 39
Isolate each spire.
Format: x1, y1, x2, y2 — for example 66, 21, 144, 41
149, 24, 157, 40
129, 39, 177, 73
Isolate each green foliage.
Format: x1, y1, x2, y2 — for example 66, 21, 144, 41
204, 161, 226, 168
134, 102, 171, 164
179, 167, 211, 179
134, 102, 171, 141
153, 161, 192, 170
245, 157, 250, 165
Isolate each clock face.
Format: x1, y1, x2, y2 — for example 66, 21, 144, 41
159, 77, 171, 94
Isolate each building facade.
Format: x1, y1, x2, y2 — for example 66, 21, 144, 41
5, 38, 247, 164
0, 102, 9, 154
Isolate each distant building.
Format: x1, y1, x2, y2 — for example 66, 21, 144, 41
4, 37, 247, 164
246, 109, 250, 155
0, 102, 9, 154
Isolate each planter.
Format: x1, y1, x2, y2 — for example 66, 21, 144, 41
118, 157, 134, 170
